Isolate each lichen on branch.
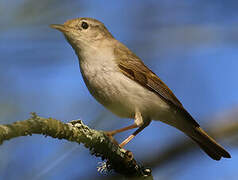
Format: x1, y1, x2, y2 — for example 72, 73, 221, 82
0, 113, 153, 179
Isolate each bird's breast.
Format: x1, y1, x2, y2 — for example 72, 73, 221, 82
79, 58, 170, 119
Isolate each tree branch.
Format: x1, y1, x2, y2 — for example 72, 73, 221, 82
0, 113, 153, 179
92, 109, 238, 180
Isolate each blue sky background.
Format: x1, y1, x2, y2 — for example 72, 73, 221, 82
0, 1, 238, 179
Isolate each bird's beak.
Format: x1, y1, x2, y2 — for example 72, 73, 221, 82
50, 24, 68, 32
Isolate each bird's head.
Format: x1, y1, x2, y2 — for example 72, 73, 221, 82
50, 17, 114, 53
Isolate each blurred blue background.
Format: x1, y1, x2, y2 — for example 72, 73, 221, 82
0, 0, 238, 179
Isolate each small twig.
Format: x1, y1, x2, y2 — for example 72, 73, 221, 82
0, 113, 153, 178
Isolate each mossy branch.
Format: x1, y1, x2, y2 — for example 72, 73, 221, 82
0, 113, 153, 179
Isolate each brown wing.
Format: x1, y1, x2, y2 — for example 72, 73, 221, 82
118, 62, 183, 107
114, 43, 199, 126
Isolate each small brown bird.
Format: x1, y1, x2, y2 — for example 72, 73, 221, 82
51, 17, 231, 160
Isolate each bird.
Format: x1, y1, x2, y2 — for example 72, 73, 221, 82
50, 17, 231, 160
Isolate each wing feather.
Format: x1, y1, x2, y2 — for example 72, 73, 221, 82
114, 43, 199, 127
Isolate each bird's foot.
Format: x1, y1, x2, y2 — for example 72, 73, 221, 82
104, 131, 120, 146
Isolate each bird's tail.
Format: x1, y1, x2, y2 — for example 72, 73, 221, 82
187, 127, 231, 160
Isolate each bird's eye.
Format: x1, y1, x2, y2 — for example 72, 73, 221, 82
81, 22, 89, 29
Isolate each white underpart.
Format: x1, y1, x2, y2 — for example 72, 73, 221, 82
78, 42, 171, 124
134, 110, 143, 126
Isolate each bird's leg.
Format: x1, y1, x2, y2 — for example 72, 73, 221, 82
105, 123, 138, 137
119, 111, 151, 148
105, 123, 138, 146
105, 109, 144, 137
105, 110, 151, 148
119, 125, 147, 148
